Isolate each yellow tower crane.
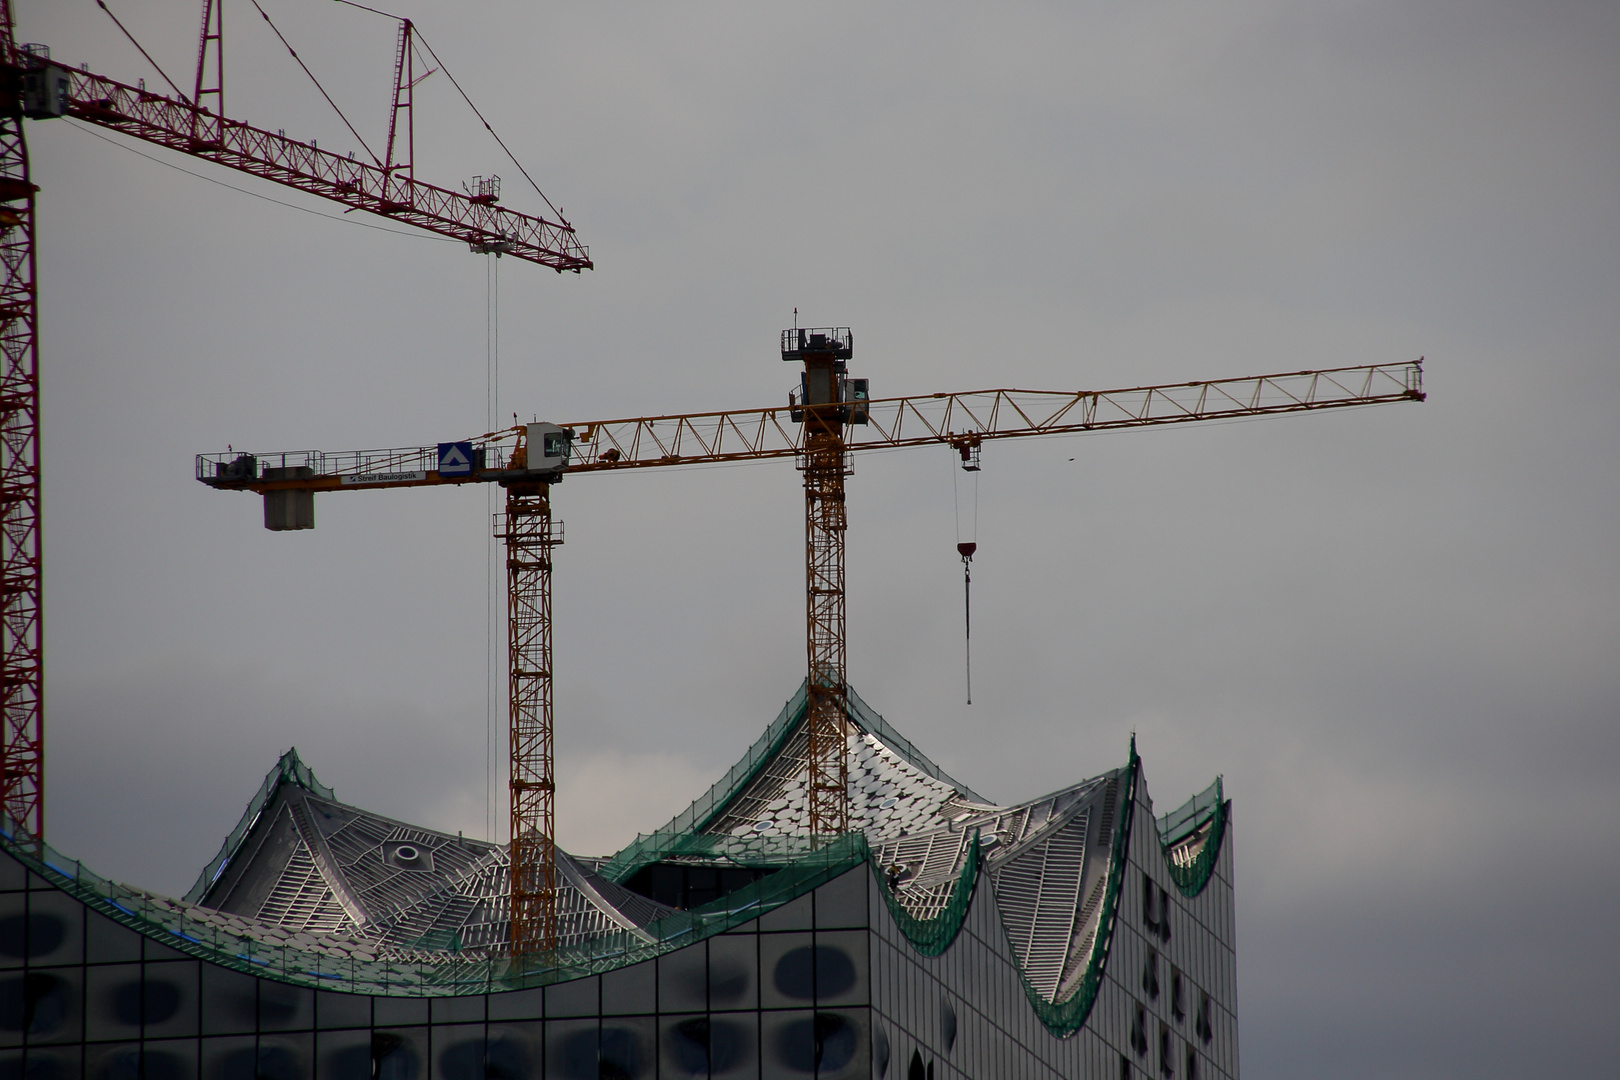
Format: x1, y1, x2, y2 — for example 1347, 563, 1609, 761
198, 332, 1424, 957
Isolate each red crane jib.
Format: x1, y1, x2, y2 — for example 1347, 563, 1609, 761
64, 68, 592, 273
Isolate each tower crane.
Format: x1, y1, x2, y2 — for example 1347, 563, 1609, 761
197, 334, 1425, 956
0, 1, 591, 843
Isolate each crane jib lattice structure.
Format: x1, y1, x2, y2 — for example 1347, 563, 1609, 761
0, 0, 592, 847
196, 349, 1425, 956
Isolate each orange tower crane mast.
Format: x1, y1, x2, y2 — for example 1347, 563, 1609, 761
0, 1, 591, 844
198, 346, 1425, 957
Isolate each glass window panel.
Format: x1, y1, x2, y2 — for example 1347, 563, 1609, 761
814, 868, 868, 930
706, 935, 757, 1013
143, 1038, 198, 1080
21, 891, 81, 967
602, 961, 654, 1017
315, 990, 371, 1030
656, 943, 706, 1015
545, 1018, 599, 1080
599, 1017, 653, 1080
199, 965, 257, 1036
663, 1012, 757, 1080
428, 1023, 485, 1080
141, 939, 185, 962
0, 854, 25, 892
0, 894, 24, 970
0, 966, 80, 1046
813, 932, 868, 1007
315, 1026, 373, 1080
485, 1024, 542, 1079
373, 998, 428, 1027
762, 1008, 866, 1078
371, 1027, 428, 1080
85, 912, 140, 965
259, 982, 313, 1033
758, 933, 814, 1009
659, 1012, 704, 1078
544, 976, 599, 1019
486, 988, 542, 1023
429, 996, 484, 1025
257, 1032, 313, 1080
85, 963, 143, 1042
759, 893, 812, 932
86, 1042, 142, 1080
201, 1036, 255, 1080
143, 961, 200, 1038
21, 1046, 81, 1080
434, 1024, 537, 1080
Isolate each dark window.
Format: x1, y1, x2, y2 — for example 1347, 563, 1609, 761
1159, 1023, 1174, 1079
774, 1012, 857, 1074
666, 1017, 747, 1076
1142, 949, 1160, 1000
1196, 991, 1214, 1045
622, 862, 775, 909
0, 914, 64, 960
438, 1035, 530, 1080
1158, 884, 1172, 943
0, 972, 70, 1036
1171, 968, 1185, 1021
1141, 872, 1157, 931
773, 945, 856, 1000
1120, 1053, 1133, 1080
1185, 1043, 1201, 1080
1130, 1003, 1149, 1058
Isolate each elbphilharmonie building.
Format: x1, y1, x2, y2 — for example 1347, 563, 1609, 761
0, 684, 1236, 1079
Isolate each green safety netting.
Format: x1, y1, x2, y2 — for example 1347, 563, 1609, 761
596, 685, 807, 884
1155, 776, 1227, 898
8, 715, 1203, 1047
599, 680, 986, 887
1014, 746, 1139, 1039
871, 832, 981, 957
184, 748, 334, 903
0, 815, 875, 996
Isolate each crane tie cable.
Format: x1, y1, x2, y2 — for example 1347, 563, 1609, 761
94, 0, 190, 103
245, 0, 383, 166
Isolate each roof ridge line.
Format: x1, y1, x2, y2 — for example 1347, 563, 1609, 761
183, 747, 334, 904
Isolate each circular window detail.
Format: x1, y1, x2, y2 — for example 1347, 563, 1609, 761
112, 979, 182, 1026
438, 1035, 530, 1080
773, 1012, 858, 1074
774, 945, 857, 1000
873, 1023, 891, 1078
0, 973, 72, 1035
556, 1026, 647, 1080
666, 1017, 748, 1075
0, 914, 66, 960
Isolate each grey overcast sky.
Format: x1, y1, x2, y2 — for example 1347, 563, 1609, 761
16, 1, 1619, 1076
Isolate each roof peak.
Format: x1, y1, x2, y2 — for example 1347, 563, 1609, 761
182, 747, 335, 903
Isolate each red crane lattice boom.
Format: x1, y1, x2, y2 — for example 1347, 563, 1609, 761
0, 0, 592, 845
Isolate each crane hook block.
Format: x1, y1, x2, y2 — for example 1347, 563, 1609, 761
957, 542, 977, 560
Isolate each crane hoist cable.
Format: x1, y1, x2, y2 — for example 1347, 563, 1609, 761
953, 436, 981, 704
195, 356, 1426, 958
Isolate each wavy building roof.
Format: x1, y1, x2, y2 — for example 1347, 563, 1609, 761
0, 683, 1238, 1078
